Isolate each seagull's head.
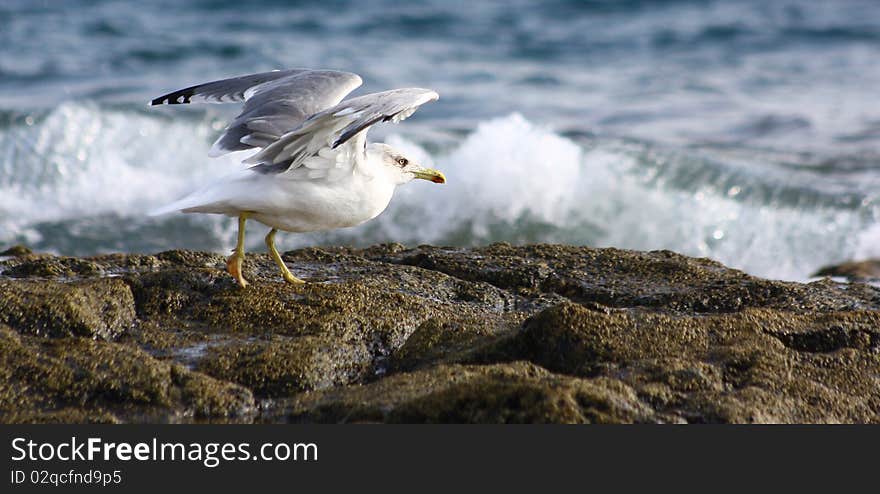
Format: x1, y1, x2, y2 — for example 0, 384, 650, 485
371, 143, 446, 186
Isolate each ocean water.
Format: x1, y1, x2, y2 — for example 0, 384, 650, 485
2, 0, 880, 281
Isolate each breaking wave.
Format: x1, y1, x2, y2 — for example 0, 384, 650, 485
2, 103, 880, 281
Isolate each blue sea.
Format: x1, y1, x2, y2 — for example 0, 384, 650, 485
2, 0, 880, 281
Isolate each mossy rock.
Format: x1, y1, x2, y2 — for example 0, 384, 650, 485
469, 303, 880, 423
0, 278, 135, 339
814, 259, 880, 281
375, 244, 877, 313
278, 362, 659, 423
0, 325, 254, 422
0, 245, 32, 257
2, 255, 104, 278
3, 244, 880, 423
197, 335, 372, 397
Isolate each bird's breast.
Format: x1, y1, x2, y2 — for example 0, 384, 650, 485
250, 172, 396, 233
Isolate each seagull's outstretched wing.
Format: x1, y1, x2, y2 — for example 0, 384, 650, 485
150, 68, 362, 157
243, 88, 438, 174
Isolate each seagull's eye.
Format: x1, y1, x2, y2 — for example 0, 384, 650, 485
397, 158, 408, 167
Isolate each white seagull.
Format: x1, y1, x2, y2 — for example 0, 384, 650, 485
150, 68, 445, 287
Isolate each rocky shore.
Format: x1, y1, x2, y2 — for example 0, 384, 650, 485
1, 243, 879, 423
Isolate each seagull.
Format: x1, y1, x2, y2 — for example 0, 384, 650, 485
149, 68, 445, 287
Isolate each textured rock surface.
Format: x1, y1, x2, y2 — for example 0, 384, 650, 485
1, 243, 878, 423
815, 259, 880, 281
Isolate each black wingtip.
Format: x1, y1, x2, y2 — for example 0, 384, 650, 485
332, 114, 387, 149
149, 87, 195, 106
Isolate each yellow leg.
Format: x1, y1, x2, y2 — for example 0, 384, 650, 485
226, 213, 249, 288
265, 228, 305, 284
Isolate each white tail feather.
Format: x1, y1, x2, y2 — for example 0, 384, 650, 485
149, 195, 200, 216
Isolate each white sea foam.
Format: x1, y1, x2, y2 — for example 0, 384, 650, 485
380, 113, 584, 241
0, 102, 243, 250
378, 116, 879, 281
1, 104, 877, 281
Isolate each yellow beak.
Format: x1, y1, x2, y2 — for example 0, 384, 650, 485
413, 168, 447, 184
